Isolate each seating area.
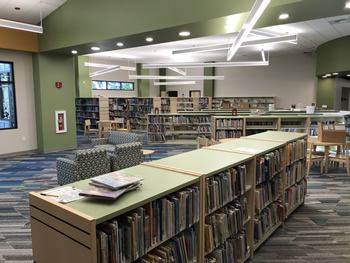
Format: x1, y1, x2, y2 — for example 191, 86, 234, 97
56, 131, 144, 184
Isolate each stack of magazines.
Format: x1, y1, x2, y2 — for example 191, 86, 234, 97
79, 171, 143, 200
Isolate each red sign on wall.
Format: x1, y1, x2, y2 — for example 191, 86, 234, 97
55, 82, 62, 88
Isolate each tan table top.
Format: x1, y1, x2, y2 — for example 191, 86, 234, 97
143, 150, 155, 155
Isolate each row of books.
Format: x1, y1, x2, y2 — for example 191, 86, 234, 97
280, 120, 304, 126
205, 166, 247, 215
205, 231, 248, 263
96, 186, 200, 262
205, 198, 248, 254
286, 140, 307, 165
215, 119, 243, 129
285, 160, 306, 189
76, 105, 99, 112
178, 98, 193, 102
149, 116, 172, 123
310, 120, 335, 125
108, 98, 153, 105
148, 124, 167, 133
256, 149, 284, 184
245, 121, 275, 127
76, 98, 99, 105
255, 178, 281, 213
174, 116, 198, 124
138, 227, 197, 263
215, 130, 242, 140
285, 178, 307, 214
254, 201, 283, 244
139, 105, 153, 114
199, 126, 211, 133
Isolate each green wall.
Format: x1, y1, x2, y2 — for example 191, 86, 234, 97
317, 36, 350, 76
204, 67, 215, 97
137, 64, 150, 97
316, 78, 335, 109
75, 56, 92, 97
33, 53, 77, 152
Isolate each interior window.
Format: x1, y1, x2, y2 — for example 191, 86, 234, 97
0, 62, 17, 130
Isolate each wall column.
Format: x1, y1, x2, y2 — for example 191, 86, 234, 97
75, 56, 92, 97
33, 53, 77, 152
204, 67, 215, 97
316, 78, 335, 109
137, 63, 150, 97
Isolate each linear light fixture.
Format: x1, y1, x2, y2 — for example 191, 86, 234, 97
0, 18, 43, 33
168, 67, 186, 75
261, 49, 266, 61
143, 60, 269, 69
89, 66, 121, 77
84, 62, 136, 71
227, 0, 271, 61
128, 75, 224, 80
154, 81, 196, 86
172, 34, 297, 55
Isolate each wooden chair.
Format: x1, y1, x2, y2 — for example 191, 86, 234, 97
117, 119, 131, 133
197, 136, 209, 149
306, 142, 324, 176
328, 142, 350, 176
84, 119, 98, 140
99, 121, 112, 138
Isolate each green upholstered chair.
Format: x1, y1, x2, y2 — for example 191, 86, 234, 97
56, 148, 111, 185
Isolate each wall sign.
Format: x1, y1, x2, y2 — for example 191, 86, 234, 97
55, 82, 62, 88
55, 110, 67, 133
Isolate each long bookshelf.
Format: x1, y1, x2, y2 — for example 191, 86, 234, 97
212, 97, 276, 109
29, 131, 307, 263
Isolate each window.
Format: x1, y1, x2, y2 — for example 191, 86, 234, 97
0, 62, 17, 130
92, 80, 134, 91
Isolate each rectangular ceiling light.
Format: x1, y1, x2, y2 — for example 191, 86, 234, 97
143, 61, 269, 69
261, 49, 266, 61
89, 66, 121, 77
168, 67, 186, 75
227, 0, 271, 61
154, 81, 196, 86
128, 75, 224, 80
172, 34, 297, 55
84, 62, 136, 71
0, 18, 43, 33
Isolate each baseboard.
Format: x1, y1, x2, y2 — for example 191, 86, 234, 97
0, 149, 39, 158
41, 145, 78, 153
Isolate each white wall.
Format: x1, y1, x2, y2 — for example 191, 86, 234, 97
166, 68, 204, 97
215, 53, 317, 108
90, 57, 138, 98
0, 50, 37, 155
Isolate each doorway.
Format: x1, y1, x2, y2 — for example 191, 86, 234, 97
341, 87, 350, 111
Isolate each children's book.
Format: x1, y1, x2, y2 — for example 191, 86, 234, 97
90, 171, 143, 190
79, 183, 141, 200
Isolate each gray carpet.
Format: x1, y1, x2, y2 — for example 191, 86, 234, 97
0, 133, 349, 262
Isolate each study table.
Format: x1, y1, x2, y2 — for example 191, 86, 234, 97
96, 120, 124, 137
308, 137, 344, 173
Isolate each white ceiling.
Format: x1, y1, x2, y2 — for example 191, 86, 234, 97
88, 14, 350, 64
0, 0, 66, 24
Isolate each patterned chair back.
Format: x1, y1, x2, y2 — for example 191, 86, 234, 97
108, 132, 142, 145
75, 148, 111, 181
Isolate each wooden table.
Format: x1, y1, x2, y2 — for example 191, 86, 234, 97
219, 138, 237, 143
308, 138, 344, 173
97, 120, 124, 138
143, 150, 155, 161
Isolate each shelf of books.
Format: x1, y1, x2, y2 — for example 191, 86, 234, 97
308, 115, 344, 137
75, 97, 109, 131
29, 131, 307, 263
210, 116, 245, 140
279, 116, 308, 133
212, 97, 276, 109
244, 116, 279, 136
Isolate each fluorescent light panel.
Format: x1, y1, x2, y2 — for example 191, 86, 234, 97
89, 66, 121, 77
261, 49, 266, 61
168, 67, 186, 75
128, 75, 224, 80
84, 62, 136, 71
227, 0, 271, 61
143, 61, 269, 69
154, 81, 196, 86
172, 34, 297, 55
0, 18, 43, 33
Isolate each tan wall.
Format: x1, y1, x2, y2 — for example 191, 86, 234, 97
0, 27, 38, 52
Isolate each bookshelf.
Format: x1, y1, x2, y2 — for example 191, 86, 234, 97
279, 116, 309, 133
210, 116, 245, 140
244, 116, 279, 136
212, 97, 276, 109
308, 114, 344, 137
75, 97, 109, 131
29, 131, 307, 263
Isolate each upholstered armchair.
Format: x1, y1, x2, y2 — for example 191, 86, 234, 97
92, 131, 142, 152
108, 142, 143, 171
56, 148, 111, 185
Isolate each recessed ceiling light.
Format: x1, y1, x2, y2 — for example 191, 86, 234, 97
322, 76, 327, 78
347, 74, 350, 77
179, 31, 190, 37
71, 50, 78, 54
91, 46, 100, 51
116, 42, 124, 47
346, 3, 350, 8
279, 13, 289, 19
326, 74, 331, 76
146, 37, 153, 42
333, 72, 339, 75
14, 7, 20, 10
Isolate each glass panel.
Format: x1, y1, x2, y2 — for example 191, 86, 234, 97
121, 82, 134, 90
92, 80, 106, 90
107, 81, 121, 90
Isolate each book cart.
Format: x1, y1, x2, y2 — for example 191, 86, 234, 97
29, 131, 307, 263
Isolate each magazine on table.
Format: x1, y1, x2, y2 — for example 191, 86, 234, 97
79, 182, 141, 200
90, 171, 143, 190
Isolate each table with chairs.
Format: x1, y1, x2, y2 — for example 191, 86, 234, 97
96, 119, 131, 138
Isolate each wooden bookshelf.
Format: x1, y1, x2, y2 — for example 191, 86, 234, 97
212, 96, 276, 109
29, 131, 307, 263
75, 97, 108, 132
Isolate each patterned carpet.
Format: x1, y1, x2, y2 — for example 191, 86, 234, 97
0, 132, 349, 262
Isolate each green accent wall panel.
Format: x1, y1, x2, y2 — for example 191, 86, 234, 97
204, 67, 215, 97
316, 78, 335, 109
33, 53, 77, 152
137, 63, 150, 97
75, 56, 92, 97
65, 165, 199, 224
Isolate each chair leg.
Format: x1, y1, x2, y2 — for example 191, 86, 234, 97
347, 162, 350, 176
307, 160, 311, 177
320, 161, 323, 174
